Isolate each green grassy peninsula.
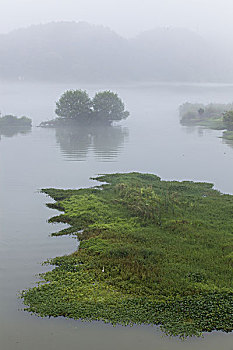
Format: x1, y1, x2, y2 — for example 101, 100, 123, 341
22, 173, 233, 337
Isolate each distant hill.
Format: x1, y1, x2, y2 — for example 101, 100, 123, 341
130, 28, 224, 82
0, 22, 231, 83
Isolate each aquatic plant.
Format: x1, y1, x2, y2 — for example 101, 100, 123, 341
22, 173, 233, 337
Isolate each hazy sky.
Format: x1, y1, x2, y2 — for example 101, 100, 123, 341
0, 0, 232, 40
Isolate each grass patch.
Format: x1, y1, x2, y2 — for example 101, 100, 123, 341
22, 173, 233, 337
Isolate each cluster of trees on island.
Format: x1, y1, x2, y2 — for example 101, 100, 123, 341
0, 90, 129, 140
179, 102, 233, 141
0, 114, 31, 127
40, 90, 129, 127
0, 114, 32, 138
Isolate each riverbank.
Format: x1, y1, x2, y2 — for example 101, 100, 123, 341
179, 102, 233, 141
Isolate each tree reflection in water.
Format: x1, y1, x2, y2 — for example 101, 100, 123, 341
222, 138, 233, 150
55, 124, 129, 161
0, 125, 32, 140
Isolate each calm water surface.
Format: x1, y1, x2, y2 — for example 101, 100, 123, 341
0, 81, 233, 350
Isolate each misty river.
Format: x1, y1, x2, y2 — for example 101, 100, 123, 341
0, 81, 233, 349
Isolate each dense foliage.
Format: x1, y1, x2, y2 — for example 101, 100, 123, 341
53, 90, 129, 125
55, 90, 92, 120
0, 114, 32, 127
92, 91, 129, 122
22, 173, 233, 337
223, 110, 233, 131
0, 114, 32, 138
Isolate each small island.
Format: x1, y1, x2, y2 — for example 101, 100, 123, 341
39, 90, 129, 127
0, 114, 32, 138
0, 114, 32, 127
22, 173, 233, 338
179, 102, 233, 141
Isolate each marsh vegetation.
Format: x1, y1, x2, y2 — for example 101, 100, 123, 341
179, 102, 233, 141
22, 173, 233, 338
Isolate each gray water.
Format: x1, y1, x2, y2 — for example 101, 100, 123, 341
0, 81, 233, 350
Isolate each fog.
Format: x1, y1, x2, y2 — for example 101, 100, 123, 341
1, 0, 233, 41
0, 1, 232, 83
0, 21, 231, 83
1, 81, 233, 349
1, 1, 233, 349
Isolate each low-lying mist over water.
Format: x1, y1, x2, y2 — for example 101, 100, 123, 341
1, 82, 233, 349
0, 21, 232, 83
1, 0, 233, 347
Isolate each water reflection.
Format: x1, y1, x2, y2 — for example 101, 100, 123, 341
2, 83, 233, 350
182, 125, 207, 137
182, 123, 233, 152
55, 125, 129, 161
222, 138, 233, 149
180, 116, 233, 149
0, 125, 31, 139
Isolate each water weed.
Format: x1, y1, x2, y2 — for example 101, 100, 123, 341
22, 173, 233, 337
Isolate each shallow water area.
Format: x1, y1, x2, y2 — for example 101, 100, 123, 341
0, 81, 233, 349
